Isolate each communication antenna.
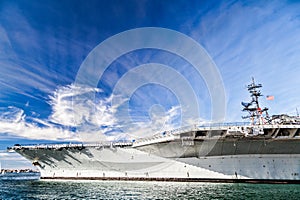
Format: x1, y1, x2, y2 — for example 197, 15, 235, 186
241, 78, 269, 125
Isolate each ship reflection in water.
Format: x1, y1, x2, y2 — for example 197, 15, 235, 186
0, 169, 40, 181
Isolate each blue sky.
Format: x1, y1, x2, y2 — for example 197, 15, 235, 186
1, 0, 300, 167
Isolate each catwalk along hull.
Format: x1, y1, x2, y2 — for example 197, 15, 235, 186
11, 124, 300, 183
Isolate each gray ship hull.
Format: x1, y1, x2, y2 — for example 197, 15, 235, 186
11, 124, 300, 183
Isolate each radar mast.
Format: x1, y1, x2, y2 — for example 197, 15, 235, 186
241, 78, 269, 125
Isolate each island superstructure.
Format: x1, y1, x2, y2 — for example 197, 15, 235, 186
9, 79, 300, 183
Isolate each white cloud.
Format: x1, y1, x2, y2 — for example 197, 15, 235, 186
0, 84, 126, 142
49, 84, 103, 126
0, 83, 204, 142
0, 106, 77, 141
123, 105, 181, 139
48, 84, 123, 142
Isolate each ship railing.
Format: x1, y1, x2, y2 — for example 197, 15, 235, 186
84, 141, 133, 147
162, 122, 250, 135
9, 141, 133, 150
169, 122, 300, 133
133, 122, 300, 144
132, 134, 179, 147
132, 123, 247, 144
197, 122, 250, 128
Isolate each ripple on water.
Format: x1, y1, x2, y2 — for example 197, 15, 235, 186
1, 180, 300, 199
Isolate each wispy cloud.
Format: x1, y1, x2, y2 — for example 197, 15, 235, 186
0, 3, 80, 102
0, 83, 196, 142
49, 84, 103, 126
0, 106, 76, 140
48, 84, 121, 142
48, 84, 185, 142
1, 0, 299, 146
185, 0, 300, 121
123, 105, 181, 139
0, 84, 117, 142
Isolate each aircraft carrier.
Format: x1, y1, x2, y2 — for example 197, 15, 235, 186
9, 79, 300, 183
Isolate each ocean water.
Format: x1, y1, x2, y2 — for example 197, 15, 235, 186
1, 180, 300, 199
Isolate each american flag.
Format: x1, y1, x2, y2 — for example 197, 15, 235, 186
266, 95, 274, 100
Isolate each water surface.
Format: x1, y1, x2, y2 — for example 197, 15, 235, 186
1, 180, 300, 199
